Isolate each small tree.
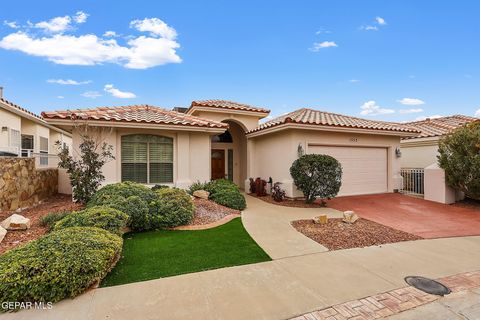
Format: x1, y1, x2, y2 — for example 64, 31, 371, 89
57, 128, 114, 204
438, 121, 480, 200
290, 154, 342, 204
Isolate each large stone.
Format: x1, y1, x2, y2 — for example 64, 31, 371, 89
193, 190, 210, 200
0, 226, 6, 243
313, 214, 328, 224
1, 213, 31, 230
343, 211, 359, 224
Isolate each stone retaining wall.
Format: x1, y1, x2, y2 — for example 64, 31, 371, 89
0, 157, 58, 211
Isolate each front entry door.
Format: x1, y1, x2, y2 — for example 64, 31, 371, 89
211, 149, 225, 180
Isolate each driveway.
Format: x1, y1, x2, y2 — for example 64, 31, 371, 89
327, 193, 480, 239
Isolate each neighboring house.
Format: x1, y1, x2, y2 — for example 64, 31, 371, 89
400, 115, 478, 169
0, 96, 72, 167
42, 100, 420, 198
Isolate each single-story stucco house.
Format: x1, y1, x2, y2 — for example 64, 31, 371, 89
42, 100, 421, 198
400, 115, 478, 169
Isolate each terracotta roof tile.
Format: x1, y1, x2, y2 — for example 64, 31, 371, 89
0, 97, 45, 122
41, 105, 228, 129
248, 108, 420, 134
402, 115, 478, 139
190, 100, 270, 113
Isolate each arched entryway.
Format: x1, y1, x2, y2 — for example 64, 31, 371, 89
210, 120, 247, 189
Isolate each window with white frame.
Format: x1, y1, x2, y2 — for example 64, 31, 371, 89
121, 135, 173, 184
21, 134, 34, 157
9, 129, 21, 155
39, 136, 49, 166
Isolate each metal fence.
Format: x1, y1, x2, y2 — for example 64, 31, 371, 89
400, 168, 425, 196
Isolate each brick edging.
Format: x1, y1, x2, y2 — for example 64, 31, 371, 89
291, 270, 480, 320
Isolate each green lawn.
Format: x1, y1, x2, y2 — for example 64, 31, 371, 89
101, 218, 271, 287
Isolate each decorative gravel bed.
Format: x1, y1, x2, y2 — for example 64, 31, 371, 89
190, 198, 241, 225
291, 218, 422, 251
251, 194, 326, 208
0, 194, 83, 254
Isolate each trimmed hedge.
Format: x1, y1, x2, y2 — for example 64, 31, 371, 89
211, 189, 246, 210
39, 211, 70, 231
0, 227, 122, 311
88, 181, 157, 207
54, 206, 129, 235
151, 188, 195, 228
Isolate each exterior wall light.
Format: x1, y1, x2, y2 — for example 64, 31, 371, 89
395, 147, 402, 158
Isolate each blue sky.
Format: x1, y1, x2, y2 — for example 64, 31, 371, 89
0, 0, 479, 121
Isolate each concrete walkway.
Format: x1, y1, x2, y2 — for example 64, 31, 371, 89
3, 197, 480, 320
242, 195, 343, 259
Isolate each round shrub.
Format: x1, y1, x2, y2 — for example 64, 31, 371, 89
206, 179, 238, 196
290, 154, 342, 203
151, 188, 194, 228
211, 189, 246, 210
54, 206, 129, 235
88, 181, 157, 208
188, 180, 209, 195
0, 227, 122, 310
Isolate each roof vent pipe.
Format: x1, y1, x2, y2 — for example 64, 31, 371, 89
0, 87, 3, 99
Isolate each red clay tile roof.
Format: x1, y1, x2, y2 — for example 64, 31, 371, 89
41, 105, 228, 129
0, 97, 45, 122
190, 100, 270, 114
402, 115, 478, 140
248, 108, 420, 134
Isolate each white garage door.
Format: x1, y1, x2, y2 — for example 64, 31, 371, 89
308, 145, 388, 196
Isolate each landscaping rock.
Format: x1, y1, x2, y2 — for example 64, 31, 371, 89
313, 214, 328, 224
193, 190, 210, 200
1, 213, 32, 230
343, 211, 359, 224
0, 226, 6, 243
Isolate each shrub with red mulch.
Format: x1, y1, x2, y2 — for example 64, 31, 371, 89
291, 218, 422, 251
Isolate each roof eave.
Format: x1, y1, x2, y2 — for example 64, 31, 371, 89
187, 105, 270, 118
247, 123, 419, 138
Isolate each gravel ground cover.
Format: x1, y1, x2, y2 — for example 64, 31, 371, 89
291, 218, 422, 251
251, 194, 326, 208
190, 198, 240, 225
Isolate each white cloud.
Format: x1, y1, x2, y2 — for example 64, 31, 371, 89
349, 79, 360, 83
74, 11, 88, 24
475, 109, 480, 117
57, 95, 64, 99
35, 15, 72, 33
360, 100, 395, 116
315, 28, 331, 35
130, 18, 177, 40
398, 98, 425, 106
360, 25, 378, 31
47, 79, 91, 85
81, 91, 102, 98
399, 108, 423, 114
103, 31, 117, 37
414, 115, 443, 121
310, 41, 338, 52
104, 84, 136, 98
376, 17, 387, 25
3, 21, 19, 29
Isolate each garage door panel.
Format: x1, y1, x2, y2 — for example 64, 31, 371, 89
308, 145, 387, 196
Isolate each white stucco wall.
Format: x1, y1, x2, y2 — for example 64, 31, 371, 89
248, 128, 403, 198
400, 144, 439, 168
0, 108, 21, 152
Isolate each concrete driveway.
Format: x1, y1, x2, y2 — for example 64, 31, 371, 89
327, 193, 480, 239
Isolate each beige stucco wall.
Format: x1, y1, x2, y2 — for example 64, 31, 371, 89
400, 144, 439, 168
21, 118, 50, 153
189, 110, 261, 132
71, 126, 212, 190
0, 108, 21, 153
248, 128, 403, 197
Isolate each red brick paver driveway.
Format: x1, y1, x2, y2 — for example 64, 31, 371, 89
326, 193, 480, 239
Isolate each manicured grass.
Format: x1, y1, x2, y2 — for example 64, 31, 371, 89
101, 218, 271, 287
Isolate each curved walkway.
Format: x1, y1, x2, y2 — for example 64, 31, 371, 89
242, 195, 343, 259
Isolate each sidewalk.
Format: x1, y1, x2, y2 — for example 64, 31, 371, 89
3, 236, 480, 320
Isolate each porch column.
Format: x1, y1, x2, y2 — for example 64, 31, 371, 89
244, 138, 255, 190
176, 132, 191, 189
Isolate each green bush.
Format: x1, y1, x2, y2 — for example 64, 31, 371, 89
151, 184, 169, 191
438, 122, 480, 200
88, 181, 157, 207
187, 180, 210, 195
39, 211, 70, 231
205, 179, 246, 210
211, 189, 246, 210
54, 206, 129, 235
150, 188, 194, 228
290, 154, 342, 204
0, 227, 122, 310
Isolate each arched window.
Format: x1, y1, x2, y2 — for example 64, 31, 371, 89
121, 135, 173, 184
